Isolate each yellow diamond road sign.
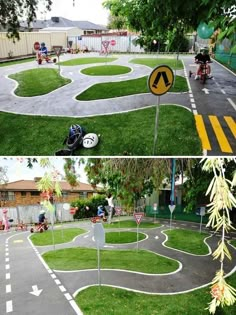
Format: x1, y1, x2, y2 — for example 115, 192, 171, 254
148, 65, 174, 96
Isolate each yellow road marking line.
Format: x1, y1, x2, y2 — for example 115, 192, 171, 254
224, 116, 236, 138
13, 240, 23, 243
209, 116, 232, 153
194, 115, 211, 150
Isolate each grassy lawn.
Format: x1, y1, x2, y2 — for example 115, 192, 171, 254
165, 229, 209, 255
43, 247, 178, 273
59, 57, 117, 66
104, 220, 161, 229
76, 75, 188, 100
129, 58, 183, 70
9, 68, 71, 96
105, 232, 146, 244
0, 57, 36, 67
0, 105, 202, 155
30, 228, 86, 246
75, 272, 236, 315
81, 65, 131, 76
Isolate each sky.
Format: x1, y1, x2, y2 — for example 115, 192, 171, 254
0, 158, 89, 184
37, 0, 109, 25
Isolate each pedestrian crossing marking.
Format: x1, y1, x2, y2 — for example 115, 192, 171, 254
194, 115, 211, 150
195, 115, 235, 153
224, 116, 236, 138
209, 116, 233, 153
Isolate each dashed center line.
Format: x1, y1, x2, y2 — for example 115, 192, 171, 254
6, 300, 13, 313
6, 284, 11, 293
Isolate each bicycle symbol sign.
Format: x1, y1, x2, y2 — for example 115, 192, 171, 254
148, 65, 174, 96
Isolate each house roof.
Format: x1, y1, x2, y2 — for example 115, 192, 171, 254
20, 17, 107, 31
39, 27, 78, 32
2, 180, 95, 192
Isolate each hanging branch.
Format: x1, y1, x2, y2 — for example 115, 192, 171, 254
202, 158, 236, 314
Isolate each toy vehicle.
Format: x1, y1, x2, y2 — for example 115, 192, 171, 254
30, 221, 48, 233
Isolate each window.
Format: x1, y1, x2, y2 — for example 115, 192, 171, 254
79, 192, 87, 199
21, 191, 27, 197
7, 192, 15, 201
30, 191, 40, 196
62, 192, 69, 198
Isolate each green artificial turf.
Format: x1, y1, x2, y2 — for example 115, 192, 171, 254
104, 220, 161, 229
129, 57, 183, 70
43, 247, 178, 273
30, 228, 86, 246
76, 75, 188, 100
164, 229, 209, 255
9, 68, 71, 96
81, 65, 132, 76
105, 232, 146, 244
58, 57, 117, 66
75, 272, 236, 315
0, 105, 202, 155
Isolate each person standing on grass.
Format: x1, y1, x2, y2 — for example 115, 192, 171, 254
106, 193, 115, 224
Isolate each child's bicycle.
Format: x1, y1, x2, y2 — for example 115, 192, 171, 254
189, 61, 212, 84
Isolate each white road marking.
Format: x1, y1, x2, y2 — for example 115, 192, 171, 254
5, 252, 9, 256
6, 273, 10, 280
190, 98, 195, 103
64, 293, 73, 301
51, 274, 57, 279
6, 264, 10, 270
6, 300, 13, 313
193, 109, 198, 115
6, 284, 11, 293
69, 300, 83, 315
227, 98, 236, 111
220, 89, 226, 95
59, 285, 66, 292
5, 257, 9, 262
191, 103, 196, 109
83, 235, 89, 238
55, 279, 61, 285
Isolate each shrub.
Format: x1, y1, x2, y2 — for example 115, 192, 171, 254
71, 194, 107, 220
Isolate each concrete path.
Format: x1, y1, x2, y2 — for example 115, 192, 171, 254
0, 53, 190, 117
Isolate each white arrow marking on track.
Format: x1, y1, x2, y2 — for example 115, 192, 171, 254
29, 285, 43, 296
202, 88, 209, 94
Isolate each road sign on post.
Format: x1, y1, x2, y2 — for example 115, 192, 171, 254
147, 65, 174, 155
199, 206, 206, 233
134, 212, 144, 250
168, 204, 176, 229
110, 39, 116, 46
153, 203, 158, 222
94, 223, 105, 288
34, 42, 40, 51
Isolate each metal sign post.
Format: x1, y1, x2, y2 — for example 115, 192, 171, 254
168, 205, 176, 229
199, 207, 206, 233
94, 223, 105, 288
53, 46, 63, 72
134, 213, 144, 251
153, 203, 157, 222
147, 65, 174, 155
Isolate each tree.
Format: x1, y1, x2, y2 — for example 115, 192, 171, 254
0, 0, 52, 39
107, 14, 127, 30
85, 158, 193, 209
103, 0, 236, 52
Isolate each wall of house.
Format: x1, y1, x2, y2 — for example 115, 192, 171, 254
1, 191, 93, 207
0, 32, 67, 59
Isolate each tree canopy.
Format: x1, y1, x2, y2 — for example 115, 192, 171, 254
0, 0, 52, 39
103, 0, 236, 51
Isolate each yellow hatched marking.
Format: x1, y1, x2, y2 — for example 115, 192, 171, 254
224, 116, 236, 138
194, 115, 211, 150
209, 116, 232, 153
